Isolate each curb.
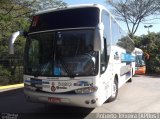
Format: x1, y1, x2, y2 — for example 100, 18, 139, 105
0, 83, 24, 92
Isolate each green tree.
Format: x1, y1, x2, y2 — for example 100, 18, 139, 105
0, 0, 67, 55
31, 0, 67, 11
0, 0, 66, 84
133, 32, 160, 73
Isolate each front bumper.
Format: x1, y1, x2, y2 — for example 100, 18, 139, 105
24, 88, 101, 108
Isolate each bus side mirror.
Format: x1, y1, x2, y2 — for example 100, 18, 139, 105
9, 30, 25, 54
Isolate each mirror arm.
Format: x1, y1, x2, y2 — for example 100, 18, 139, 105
9, 30, 24, 54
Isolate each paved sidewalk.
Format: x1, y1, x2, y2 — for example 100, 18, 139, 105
91, 75, 160, 113
0, 83, 24, 92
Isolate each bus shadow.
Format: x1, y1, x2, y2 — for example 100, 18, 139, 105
0, 88, 93, 119
134, 74, 160, 78
133, 75, 141, 77
37, 104, 94, 119
145, 74, 160, 78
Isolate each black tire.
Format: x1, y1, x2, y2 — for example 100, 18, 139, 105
107, 77, 118, 102
127, 77, 132, 82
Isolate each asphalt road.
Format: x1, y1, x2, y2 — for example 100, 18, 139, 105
0, 88, 92, 119
0, 75, 160, 119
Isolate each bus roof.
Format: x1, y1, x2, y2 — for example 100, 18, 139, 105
134, 48, 143, 55
135, 48, 143, 52
35, 4, 109, 15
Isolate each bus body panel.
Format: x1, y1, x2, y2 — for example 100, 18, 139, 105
24, 89, 102, 108
135, 66, 146, 74
110, 46, 133, 88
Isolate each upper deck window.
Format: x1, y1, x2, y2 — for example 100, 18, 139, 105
29, 7, 99, 32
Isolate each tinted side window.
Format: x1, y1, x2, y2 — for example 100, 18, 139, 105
111, 17, 134, 53
111, 18, 121, 46
117, 30, 135, 53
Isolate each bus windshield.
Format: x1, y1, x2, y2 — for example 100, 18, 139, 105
24, 30, 98, 77
135, 54, 145, 66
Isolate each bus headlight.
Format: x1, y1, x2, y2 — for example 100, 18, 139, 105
75, 86, 98, 94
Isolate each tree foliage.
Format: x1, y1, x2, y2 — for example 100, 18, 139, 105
106, 0, 160, 35
0, 0, 66, 84
31, 0, 67, 11
0, 0, 66, 55
133, 32, 160, 73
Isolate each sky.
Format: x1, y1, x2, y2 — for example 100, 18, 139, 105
63, 0, 160, 36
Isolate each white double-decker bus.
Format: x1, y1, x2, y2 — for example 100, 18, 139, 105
9, 4, 135, 108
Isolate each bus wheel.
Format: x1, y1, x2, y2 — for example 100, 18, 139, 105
107, 77, 118, 102
127, 78, 132, 83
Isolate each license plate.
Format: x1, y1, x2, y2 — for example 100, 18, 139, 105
48, 97, 61, 103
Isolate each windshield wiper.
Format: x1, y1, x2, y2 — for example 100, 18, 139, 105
40, 62, 50, 75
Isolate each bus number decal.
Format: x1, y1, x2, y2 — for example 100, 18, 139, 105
58, 82, 72, 87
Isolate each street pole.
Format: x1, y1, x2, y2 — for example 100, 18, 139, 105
144, 25, 153, 33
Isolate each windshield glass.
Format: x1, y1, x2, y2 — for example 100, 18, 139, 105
24, 30, 98, 77
135, 55, 145, 66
